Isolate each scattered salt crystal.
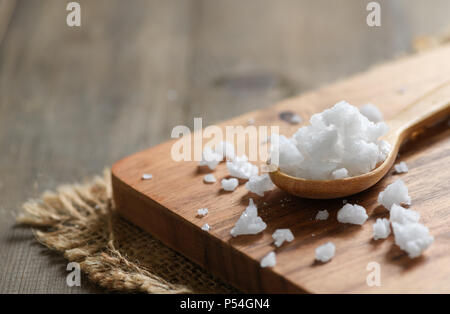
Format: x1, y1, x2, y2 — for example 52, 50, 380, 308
197, 208, 209, 217
359, 103, 384, 123
201, 223, 210, 231
342, 199, 347, 204
337, 203, 368, 225
226, 155, 258, 180
230, 198, 267, 237
260, 251, 276, 268
142, 173, 153, 180
245, 174, 275, 196
203, 174, 216, 183
315, 210, 329, 221
199, 146, 222, 170
332, 168, 349, 179
373, 218, 391, 240
272, 101, 390, 180
315, 242, 335, 262
389, 204, 420, 225
247, 118, 255, 125
394, 161, 409, 174
279, 111, 302, 124
221, 178, 239, 192
272, 229, 294, 247
378, 179, 411, 210
392, 222, 434, 258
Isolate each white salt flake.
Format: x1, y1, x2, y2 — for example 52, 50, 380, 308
230, 198, 267, 237
197, 208, 209, 217
392, 222, 434, 258
272, 101, 390, 180
199, 146, 222, 170
315, 210, 329, 221
260, 251, 276, 268
389, 204, 420, 225
245, 174, 275, 196
378, 179, 411, 210
332, 168, 349, 179
203, 174, 216, 183
315, 242, 335, 263
141, 173, 153, 180
201, 223, 210, 231
337, 203, 368, 225
226, 155, 258, 180
359, 103, 384, 123
272, 229, 294, 247
394, 161, 409, 174
373, 218, 391, 240
247, 118, 255, 125
221, 178, 239, 192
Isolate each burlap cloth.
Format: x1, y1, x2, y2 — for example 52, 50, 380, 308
17, 169, 236, 293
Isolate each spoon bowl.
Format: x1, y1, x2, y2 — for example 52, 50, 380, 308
269, 82, 450, 199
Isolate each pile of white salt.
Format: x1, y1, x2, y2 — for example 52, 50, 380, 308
271, 101, 391, 180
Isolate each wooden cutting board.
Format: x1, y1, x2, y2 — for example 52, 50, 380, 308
112, 45, 450, 293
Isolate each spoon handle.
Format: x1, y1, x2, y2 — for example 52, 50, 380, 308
388, 82, 450, 139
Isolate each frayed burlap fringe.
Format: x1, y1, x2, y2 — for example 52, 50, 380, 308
17, 169, 236, 294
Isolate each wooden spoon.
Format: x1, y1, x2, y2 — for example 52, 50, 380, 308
269, 82, 450, 199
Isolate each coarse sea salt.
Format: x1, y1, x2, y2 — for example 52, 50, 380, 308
389, 204, 420, 225
260, 251, 276, 268
201, 223, 210, 231
214, 141, 235, 161
315, 242, 335, 263
359, 103, 384, 123
226, 155, 258, 180
245, 174, 275, 196
272, 229, 294, 247
271, 101, 390, 180
221, 178, 239, 192
378, 179, 411, 210
203, 174, 216, 183
394, 161, 409, 174
142, 173, 153, 180
230, 198, 267, 237
197, 208, 209, 217
392, 222, 434, 258
315, 210, 329, 221
373, 218, 391, 240
332, 168, 349, 179
337, 203, 368, 225
199, 141, 235, 170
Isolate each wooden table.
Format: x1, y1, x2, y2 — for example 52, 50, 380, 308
1, 0, 450, 293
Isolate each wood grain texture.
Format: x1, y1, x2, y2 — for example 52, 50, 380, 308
113, 45, 450, 293
2, 0, 450, 293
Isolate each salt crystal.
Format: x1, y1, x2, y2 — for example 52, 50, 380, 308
199, 147, 222, 170
359, 103, 384, 123
203, 174, 216, 183
373, 218, 391, 240
197, 208, 209, 217
272, 229, 294, 247
337, 203, 368, 225
342, 199, 348, 204
392, 222, 434, 258
394, 161, 409, 174
247, 118, 255, 125
378, 179, 411, 210
273, 101, 390, 180
332, 168, 349, 179
201, 223, 210, 231
230, 198, 267, 237
221, 178, 239, 192
315, 210, 329, 221
389, 204, 420, 225
315, 242, 335, 262
260, 251, 276, 268
226, 155, 258, 180
245, 174, 275, 196
142, 173, 153, 180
